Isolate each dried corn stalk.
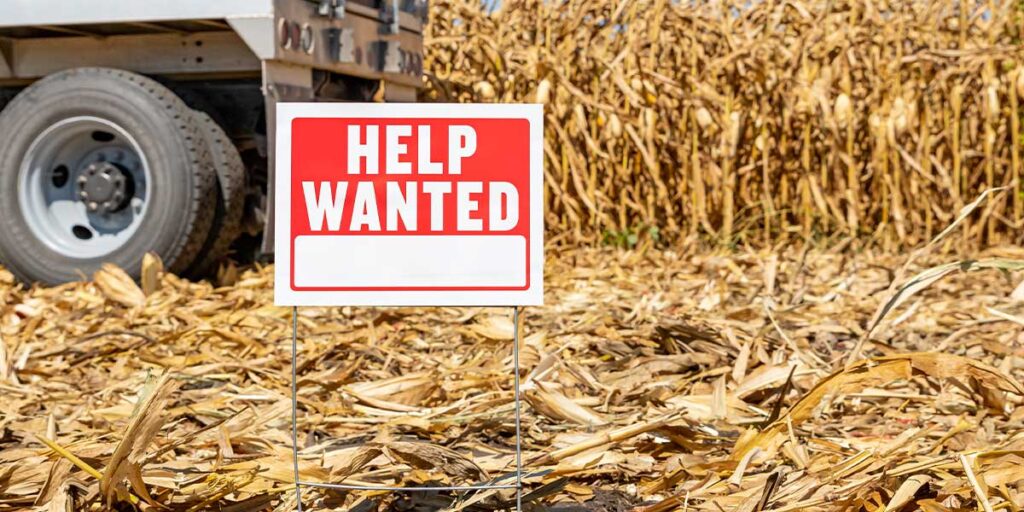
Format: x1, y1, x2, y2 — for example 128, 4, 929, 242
424, 0, 1024, 249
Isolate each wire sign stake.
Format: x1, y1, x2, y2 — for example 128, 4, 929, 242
275, 103, 544, 511
288, 306, 525, 510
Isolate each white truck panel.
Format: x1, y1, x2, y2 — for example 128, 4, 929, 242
0, 0, 275, 27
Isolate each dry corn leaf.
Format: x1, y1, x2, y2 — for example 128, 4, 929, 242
525, 380, 607, 426
100, 371, 178, 506
140, 253, 163, 297
93, 264, 145, 308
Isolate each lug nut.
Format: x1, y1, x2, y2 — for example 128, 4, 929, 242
87, 202, 98, 211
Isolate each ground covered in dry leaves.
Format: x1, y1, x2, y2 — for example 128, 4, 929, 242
3, 245, 1024, 511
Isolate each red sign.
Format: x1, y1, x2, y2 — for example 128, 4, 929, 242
274, 104, 543, 306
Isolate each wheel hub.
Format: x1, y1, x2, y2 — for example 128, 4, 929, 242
76, 161, 131, 214
18, 116, 150, 259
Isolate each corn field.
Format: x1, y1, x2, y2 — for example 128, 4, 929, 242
423, 0, 1024, 249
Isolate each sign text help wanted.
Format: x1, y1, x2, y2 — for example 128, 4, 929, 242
274, 103, 543, 306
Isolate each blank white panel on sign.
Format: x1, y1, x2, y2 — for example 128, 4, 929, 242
293, 235, 527, 288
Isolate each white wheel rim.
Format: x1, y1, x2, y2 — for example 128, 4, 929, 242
18, 116, 151, 259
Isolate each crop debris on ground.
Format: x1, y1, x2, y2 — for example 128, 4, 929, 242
3, 237, 1024, 510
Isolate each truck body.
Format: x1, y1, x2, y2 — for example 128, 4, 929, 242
0, 0, 426, 283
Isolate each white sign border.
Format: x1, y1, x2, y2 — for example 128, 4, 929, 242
273, 103, 544, 307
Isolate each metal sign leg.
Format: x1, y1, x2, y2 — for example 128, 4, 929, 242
291, 306, 305, 512
289, 306, 525, 511
512, 306, 523, 511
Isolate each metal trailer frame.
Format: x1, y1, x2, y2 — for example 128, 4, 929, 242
0, 0, 426, 252
0, 0, 425, 89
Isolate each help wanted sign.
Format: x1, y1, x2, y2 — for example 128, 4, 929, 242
274, 104, 543, 306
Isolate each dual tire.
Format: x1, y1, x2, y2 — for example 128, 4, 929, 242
0, 68, 244, 285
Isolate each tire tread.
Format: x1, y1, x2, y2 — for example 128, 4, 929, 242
0, 67, 217, 283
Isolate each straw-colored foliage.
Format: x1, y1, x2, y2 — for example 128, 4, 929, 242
3, 241, 1024, 510
6, 2, 1024, 511
424, 0, 1024, 248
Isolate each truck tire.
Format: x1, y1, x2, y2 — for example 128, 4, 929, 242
185, 112, 246, 278
0, 68, 216, 285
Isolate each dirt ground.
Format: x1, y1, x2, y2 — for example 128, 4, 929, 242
3, 244, 1024, 511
